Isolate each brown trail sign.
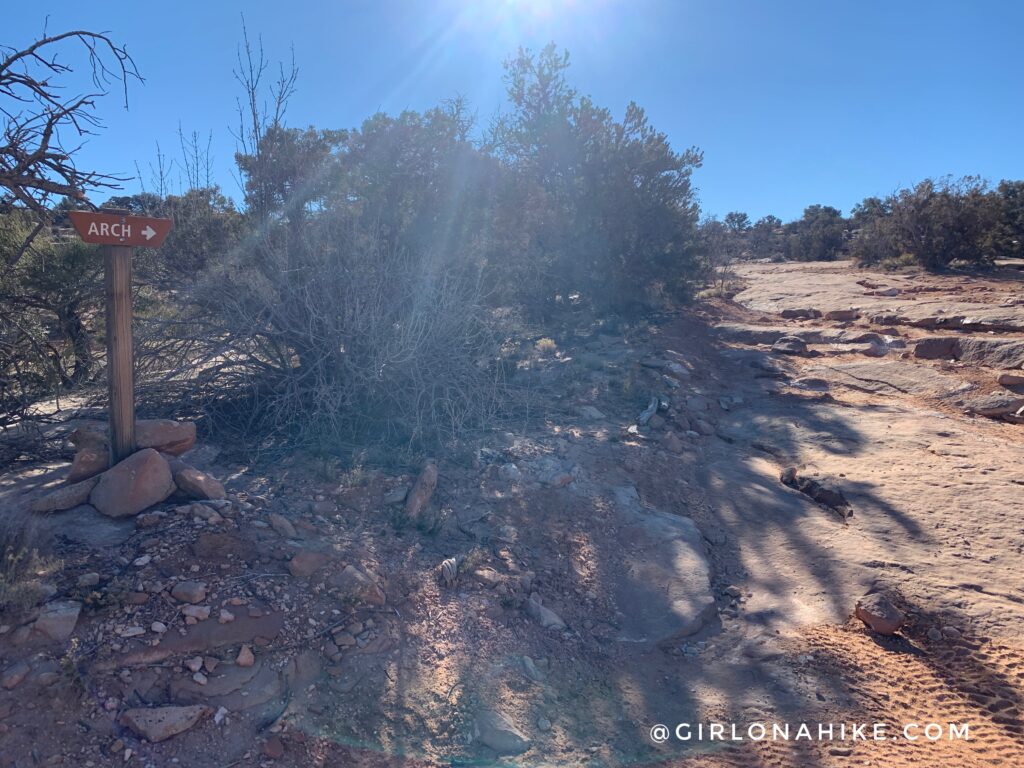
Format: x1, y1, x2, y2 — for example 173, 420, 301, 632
68, 210, 173, 462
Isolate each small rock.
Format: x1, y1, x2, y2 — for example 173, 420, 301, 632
382, 486, 409, 505
236, 644, 255, 667
185, 656, 204, 673
772, 336, 808, 355
661, 432, 684, 453
1, 661, 30, 690
77, 572, 101, 588
170, 581, 207, 604
29, 476, 99, 514
181, 605, 210, 621
327, 564, 386, 606
218, 609, 235, 624
262, 735, 285, 759
521, 656, 545, 682
151, 622, 168, 634
173, 467, 226, 500
288, 549, 330, 579
120, 704, 211, 742
824, 308, 859, 321
309, 500, 335, 515
537, 716, 552, 732
577, 405, 606, 421
927, 627, 943, 642
120, 626, 145, 638
474, 709, 531, 755
33, 600, 82, 642
332, 631, 356, 648
854, 593, 905, 635
192, 671, 208, 685
132, 555, 152, 567
525, 595, 567, 631
941, 626, 962, 640
268, 513, 298, 539
214, 706, 228, 725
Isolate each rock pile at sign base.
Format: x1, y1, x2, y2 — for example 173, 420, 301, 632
27, 419, 227, 520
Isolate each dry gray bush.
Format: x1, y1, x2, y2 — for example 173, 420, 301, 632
142, 224, 510, 456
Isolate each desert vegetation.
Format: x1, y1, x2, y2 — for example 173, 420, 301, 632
2, 15, 1024, 768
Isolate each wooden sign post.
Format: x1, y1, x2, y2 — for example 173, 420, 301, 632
68, 210, 173, 464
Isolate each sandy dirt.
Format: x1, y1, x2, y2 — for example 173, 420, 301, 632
0, 260, 1021, 767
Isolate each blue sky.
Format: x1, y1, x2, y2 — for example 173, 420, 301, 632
7, 1, 1023, 221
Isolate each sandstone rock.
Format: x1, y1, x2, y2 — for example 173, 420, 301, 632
525, 595, 566, 630
288, 549, 330, 579
33, 600, 81, 642
72, 419, 196, 456
474, 709, 531, 755
404, 460, 438, 522
67, 448, 109, 483
997, 371, 1024, 388
382, 486, 409, 505
772, 336, 808, 355
173, 467, 225, 500
170, 581, 207, 604
854, 593, 905, 635
268, 513, 298, 539
824, 308, 859, 321
577, 405, 606, 420
780, 308, 822, 319
236, 644, 255, 667
328, 564, 386, 606
693, 419, 715, 436
263, 736, 285, 759
913, 337, 958, 360
1, 661, 30, 690
181, 605, 211, 621
964, 392, 1024, 418
121, 705, 211, 742
611, 487, 716, 646
89, 449, 175, 518
29, 476, 98, 514
661, 432, 684, 453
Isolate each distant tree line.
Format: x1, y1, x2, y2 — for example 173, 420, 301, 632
703, 175, 1024, 268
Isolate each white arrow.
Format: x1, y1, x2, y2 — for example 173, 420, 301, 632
142, 225, 156, 241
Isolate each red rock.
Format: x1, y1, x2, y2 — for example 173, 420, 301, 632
236, 644, 255, 667
120, 705, 211, 742
855, 593, 905, 635
327, 564, 386, 606
67, 448, 109, 483
71, 419, 196, 456
29, 476, 98, 514
173, 467, 226, 500
89, 449, 175, 518
262, 735, 285, 759
288, 549, 330, 579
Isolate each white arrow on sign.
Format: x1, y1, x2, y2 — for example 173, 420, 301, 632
142, 225, 156, 241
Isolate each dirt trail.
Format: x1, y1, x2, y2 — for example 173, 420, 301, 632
0, 261, 1022, 767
